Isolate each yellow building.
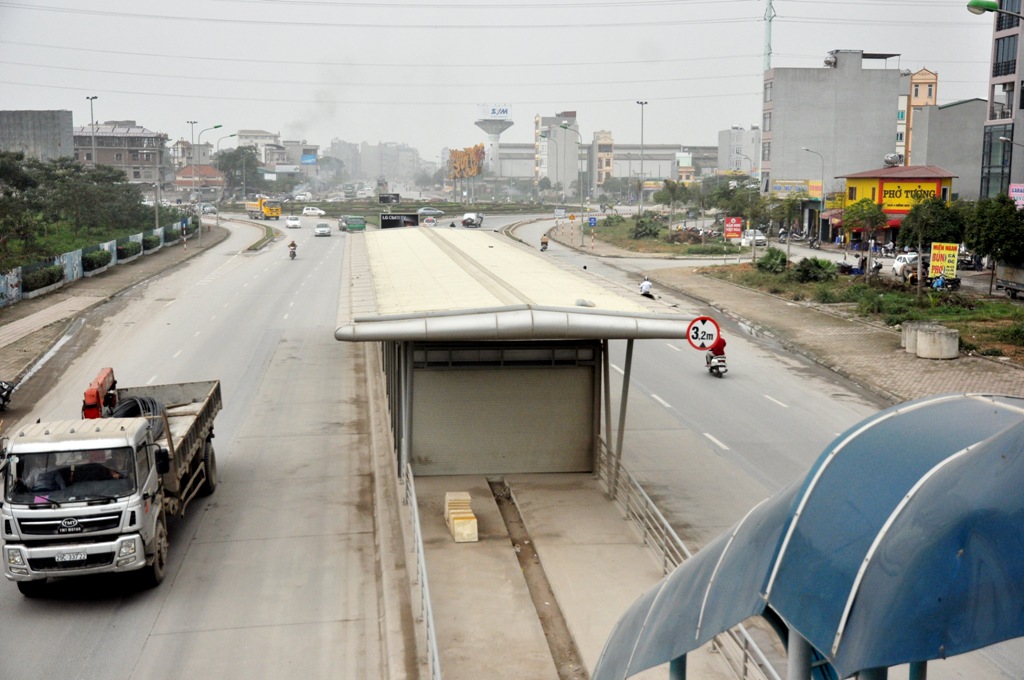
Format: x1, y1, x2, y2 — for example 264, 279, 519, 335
835, 165, 955, 245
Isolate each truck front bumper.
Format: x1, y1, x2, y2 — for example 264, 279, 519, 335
4, 534, 145, 581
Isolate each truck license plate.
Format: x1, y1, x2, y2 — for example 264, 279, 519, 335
55, 552, 87, 562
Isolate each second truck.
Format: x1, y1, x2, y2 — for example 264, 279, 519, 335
245, 196, 282, 220
1, 369, 222, 596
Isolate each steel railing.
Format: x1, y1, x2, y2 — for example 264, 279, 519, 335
401, 464, 443, 680
596, 441, 782, 680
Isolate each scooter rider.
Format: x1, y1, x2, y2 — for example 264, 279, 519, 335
706, 334, 727, 366
540, 234, 550, 251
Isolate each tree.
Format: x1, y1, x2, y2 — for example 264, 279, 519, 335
215, 146, 265, 197
652, 180, 688, 229
899, 197, 965, 296
841, 198, 888, 277
966, 193, 1024, 293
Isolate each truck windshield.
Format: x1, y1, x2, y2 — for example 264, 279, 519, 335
4, 447, 138, 504
265, 200, 281, 209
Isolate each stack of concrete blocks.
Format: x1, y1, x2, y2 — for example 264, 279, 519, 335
902, 321, 959, 359
444, 491, 478, 543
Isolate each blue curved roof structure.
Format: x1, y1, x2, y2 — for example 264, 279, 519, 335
593, 393, 1024, 680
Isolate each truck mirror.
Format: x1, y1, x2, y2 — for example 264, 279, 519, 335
155, 447, 170, 474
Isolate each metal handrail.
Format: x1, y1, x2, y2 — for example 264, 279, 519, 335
402, 464, 443, 680
596, 441, 782, 680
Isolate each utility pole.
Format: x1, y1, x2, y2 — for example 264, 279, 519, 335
86, 96, 98, 167
636, 101, 647, 214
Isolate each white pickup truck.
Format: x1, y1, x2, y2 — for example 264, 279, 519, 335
1, 377, 222, 596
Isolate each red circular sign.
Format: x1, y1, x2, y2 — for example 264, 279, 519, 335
686, 316, 721, 350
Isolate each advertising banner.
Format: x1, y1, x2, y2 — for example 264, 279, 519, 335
880, 181, 939, 211
380, 213, 419, 229
929, 242, 959, 277
769, 179, 809, 197
477, 104, 511, 120
300, 154, 317, 165
1010, 183, 1024, 209
724, 216, 743, 239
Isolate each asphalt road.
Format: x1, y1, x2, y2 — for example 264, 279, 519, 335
0, 216, 384, 679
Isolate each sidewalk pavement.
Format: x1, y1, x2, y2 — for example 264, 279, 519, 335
550, 223, 1024, 403
0, 224, 231, 393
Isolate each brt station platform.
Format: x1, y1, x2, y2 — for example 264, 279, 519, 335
335, 227, 1024, 680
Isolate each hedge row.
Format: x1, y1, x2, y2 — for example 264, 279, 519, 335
82, 249, 113, 272
23, 265, 64, 292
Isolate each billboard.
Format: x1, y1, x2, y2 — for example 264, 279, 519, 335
274, 165, 300, 174
880, 181, 940, 211
929, 242, 959, 278
1010, 183, 1024, 209
378, 193, 400, 204
724, 216, 743, 239
300, 154, 317, 165
380, 213, 419, 229
769, 179, 809, 197
477, 104, 511, 120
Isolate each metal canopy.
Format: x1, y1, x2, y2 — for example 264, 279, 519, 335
335, 227, 691, 343
593, 393, 1024, 680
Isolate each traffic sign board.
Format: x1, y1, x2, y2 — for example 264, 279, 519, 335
686, 316, 721, 350
569, 213, 576, 221
588, 217, 597, 227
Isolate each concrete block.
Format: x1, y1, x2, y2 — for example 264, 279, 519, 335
903, 321, 937, 354
916, 327, 959, 360
448, 511, 478, 543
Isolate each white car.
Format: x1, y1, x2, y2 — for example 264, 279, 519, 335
302, 206, 326, 217
314, 222, 332, 237
892, 253, 920, 277
421, 216, 437, 227
285, 216, 302, 229
742, 229, 767, 247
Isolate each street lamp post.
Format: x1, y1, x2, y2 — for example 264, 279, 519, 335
194, 124, 222, 247
560, 122, 585, 245
636, 101, 647, 214
86, 96, 98, 167
967, 0, 1024, 19
541, 131, 558, 204
801, 146, 825, 239
215, 133, 236, 228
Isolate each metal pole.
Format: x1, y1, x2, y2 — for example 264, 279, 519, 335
86, 96, 98, 167
195, 124, 222, 247
637, 101, 647, 214
611, 339, 634, 499
786, 631, 812, 680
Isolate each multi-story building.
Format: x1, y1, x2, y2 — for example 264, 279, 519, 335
282, 140, 320, 179
762, 50, 902, 235
0, 110, 74, 161
910, 99, 986, 200
236, 129, 281, 163
979, 1, 1023, 197
718, 125, 762, 176
904, 68, 938, 164
326, 139, 360, 179
73, 120, 168, 185
169, 140, 212, 169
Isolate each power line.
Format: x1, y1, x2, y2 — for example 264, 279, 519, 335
0, 39, 763, 69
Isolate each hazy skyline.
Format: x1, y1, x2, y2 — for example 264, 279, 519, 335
0, 0, 997, 162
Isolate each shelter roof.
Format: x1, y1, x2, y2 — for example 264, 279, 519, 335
593, 393, 1024, 680
839, 165, 957, 180
335, 227, 692, 342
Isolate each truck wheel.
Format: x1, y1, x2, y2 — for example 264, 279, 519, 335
198, 442, 218, 497
17, 580, 47, 598
139, 512, 169, 589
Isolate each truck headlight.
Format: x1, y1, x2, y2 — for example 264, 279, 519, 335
5, 547, 25, 567
118, 540, 137, 558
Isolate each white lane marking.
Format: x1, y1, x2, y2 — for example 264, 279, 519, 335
194, 331, 201, 337
283, 314, 289, 320
651, 394, 671, 409
665, 343, 681, 351
210, 315, 216, 321
172, 350, 182, 359
611, 364, 624, 375
764, 395, 789, 408
146, 375, 157, 385
703, 433, 730, 450
163, 300, 176, 309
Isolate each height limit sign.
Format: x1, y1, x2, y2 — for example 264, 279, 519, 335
686, 316, 721, 351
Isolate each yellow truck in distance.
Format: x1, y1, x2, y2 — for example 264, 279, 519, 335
245, 197, 282, 220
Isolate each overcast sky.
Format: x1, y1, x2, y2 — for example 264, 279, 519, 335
0, 0, 996, 163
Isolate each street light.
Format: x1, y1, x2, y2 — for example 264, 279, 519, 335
967, 0, 1024, 18
215, 133, 236, 227
559, 122, 585, 244
86, 96, 98, 167
191, 123, 222, 247
636, 101, 647, 214
801, 146, 825, 244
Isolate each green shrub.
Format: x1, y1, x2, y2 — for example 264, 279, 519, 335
815, 285, 839, 303
792, 257, 837, 283
756, 247, 788, 274
142, 235, 161, 251
116, 241, 143, 259
602, 214, 626, 227
631, 214, 662, 239
23, 265, 64, 292
82, 249, 112, 271
996, 321, 1024, 346
166, 229, 181, 241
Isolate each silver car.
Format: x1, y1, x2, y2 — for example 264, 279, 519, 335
314, 222, 332, 237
